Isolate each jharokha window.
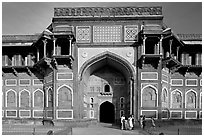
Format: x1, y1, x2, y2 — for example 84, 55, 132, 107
142, 86, 157, 107
186, 91, 196, 108
171, 90, 182, 108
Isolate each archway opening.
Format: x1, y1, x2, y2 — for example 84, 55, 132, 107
100, 101, 115, 123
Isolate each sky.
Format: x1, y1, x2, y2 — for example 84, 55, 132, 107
2, 1, 202, 35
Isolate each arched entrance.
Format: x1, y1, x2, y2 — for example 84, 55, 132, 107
79, 51, 136, 122
100, 101, 115, 123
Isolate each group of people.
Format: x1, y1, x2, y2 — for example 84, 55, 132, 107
139, 115, 156, 130
121, 114, 156, 130
120, 115, 134, 130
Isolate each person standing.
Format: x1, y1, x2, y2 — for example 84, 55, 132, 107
142, 115, 146, 130
128, 115, 133, 130
131, 115, 135, 130
151, 117, 156, 129
121, 115, 125, 130
139, 115, 143, 129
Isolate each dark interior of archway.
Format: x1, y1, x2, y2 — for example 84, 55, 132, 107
100, 101, 115, 123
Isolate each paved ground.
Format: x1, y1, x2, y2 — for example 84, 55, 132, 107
72, 123, 142, 135
2, 123, 144, 135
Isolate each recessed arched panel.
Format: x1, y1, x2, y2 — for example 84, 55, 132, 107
6, 89, 16, 107
57, 85, 72, 109
20, 90, 30, 108
171, 90, 182, 108
142, 86, 157, 107
33, 89, 44, 108
186, 90, 197, 108
162, 88, 168, 108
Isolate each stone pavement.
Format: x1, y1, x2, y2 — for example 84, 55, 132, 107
72, 123, 144, 135
2, 123, 146, 135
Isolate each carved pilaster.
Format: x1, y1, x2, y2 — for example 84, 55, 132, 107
42, 39, 47, 58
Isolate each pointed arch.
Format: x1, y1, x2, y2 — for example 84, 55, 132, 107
19, 89, 30, 107
161, 87, 168, 108
33, 88, 44, 108
46, 86, 53, 107
6, 89, 17, 107
141, 85, 158, 107
57, 84, 73, 109
79, 51, 135, 81
185, 89, 197, 108
171, 89, 183, 108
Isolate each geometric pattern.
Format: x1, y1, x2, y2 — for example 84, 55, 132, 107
76, 26, 91, 43
93, 26, 122, 42
124, 25, 138, 42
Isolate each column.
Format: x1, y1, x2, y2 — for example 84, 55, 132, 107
160, 36, 163, 55
42, 39, 47, 58
69, 38, 72, 56
169, 39, 173, 57
37, 48, 40, 62
130, 78, 132, 115
142, 35, 146, 55
53, 38, 56, 56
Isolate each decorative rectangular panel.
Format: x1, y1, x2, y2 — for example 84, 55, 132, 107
141, 72, 158, 80
6, 110, 17, 117
19, 110, 31, 118
93, 26, 122, 42
19, 79, 31, 86
141, 110, 157, 119
33, 79, 43, 85
185, 111, 197, 119
171, 79, 183, 86
186, 79, 197, 86
124, 25, 138, 42
57, 110, 73, 119
170, 111, 182, 119
76, 26, 91, 43
57, 73, 73, 80
5, 79, 17, 86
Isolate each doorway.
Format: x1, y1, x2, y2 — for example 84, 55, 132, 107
100, 101, 115, 123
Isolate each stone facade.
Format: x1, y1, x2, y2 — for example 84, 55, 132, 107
2, 6, 202, 123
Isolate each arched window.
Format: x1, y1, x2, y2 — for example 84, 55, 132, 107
186, 90, 196, 108
33, 89, 44, 108
120, 97, 125, 109
20, 90, 30, 107
171, 90, 182, 108
6, 90, 16, 107
58, 85, 72, 109
142, 86, 157, 107
162, 88, 168, 108
104, 84, 110, 92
